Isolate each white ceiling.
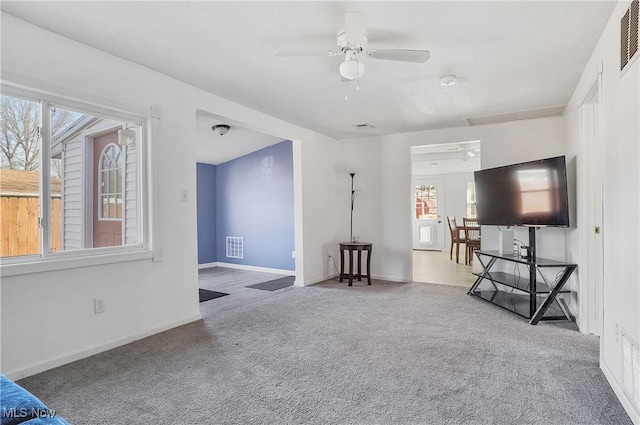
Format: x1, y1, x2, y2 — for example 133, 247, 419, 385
412, 141, 481, 175
2, 1, 615, 141
196, 111, 285, 165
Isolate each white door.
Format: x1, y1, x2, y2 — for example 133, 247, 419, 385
413, 178, 444, 250
579, 75, 604, 337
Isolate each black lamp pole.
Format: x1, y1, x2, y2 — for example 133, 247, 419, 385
350, 173, 356, 243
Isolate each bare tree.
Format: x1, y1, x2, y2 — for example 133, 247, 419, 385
1, 96, 75, 177
0, 96, 37, 170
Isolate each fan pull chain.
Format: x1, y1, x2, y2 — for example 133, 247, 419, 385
344, 83, 348, 101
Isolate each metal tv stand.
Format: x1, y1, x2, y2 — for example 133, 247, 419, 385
467, 228, 577, 325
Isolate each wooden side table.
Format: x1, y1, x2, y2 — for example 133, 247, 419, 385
339, 242, 373, 286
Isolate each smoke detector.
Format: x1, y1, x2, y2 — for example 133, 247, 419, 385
439, 75, 458, 86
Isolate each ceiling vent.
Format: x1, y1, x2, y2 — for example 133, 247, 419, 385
465, 105, 566, 126
621, 0, 639, 71
354, 123, 375, 129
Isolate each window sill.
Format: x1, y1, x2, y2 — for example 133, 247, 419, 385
0, 250, 154, 278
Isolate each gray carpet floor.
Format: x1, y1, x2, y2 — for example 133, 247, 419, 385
18, 280, 631, 425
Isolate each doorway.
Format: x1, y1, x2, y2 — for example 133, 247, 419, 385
194, 110, 298, 315
410, 141, 481, 285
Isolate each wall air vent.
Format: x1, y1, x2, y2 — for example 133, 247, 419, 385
226, 236, 243, 259
354, 123, 375, 129
622, 328, 640, 410
621, 0, 639, 71
465, 105, 566, 126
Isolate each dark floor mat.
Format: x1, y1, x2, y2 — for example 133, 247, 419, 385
246, 276, 295, 291
199, 289, 229, 302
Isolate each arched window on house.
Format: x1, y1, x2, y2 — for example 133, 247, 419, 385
99, 143, 123, 219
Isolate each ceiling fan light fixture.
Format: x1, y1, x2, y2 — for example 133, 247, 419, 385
212, 124, 230, 136
340, 58, 364, 80
439, 75, 458, 86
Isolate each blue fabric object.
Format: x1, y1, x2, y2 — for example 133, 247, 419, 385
22, 417, 70, 425
0, 375, 67, 425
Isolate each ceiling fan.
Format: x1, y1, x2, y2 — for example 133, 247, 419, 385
275, 11, 430, 82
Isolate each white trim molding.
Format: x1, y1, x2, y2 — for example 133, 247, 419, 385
197, 261, 294, 276
5, 313, 202, 381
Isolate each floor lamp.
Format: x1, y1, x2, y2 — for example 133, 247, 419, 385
350, 173, 355, 243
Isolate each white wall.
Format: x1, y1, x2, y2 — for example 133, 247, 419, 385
339, 116, 567, 283
0, 14, 341, 378
564, 1, 640, 422
327, 138, 384, 278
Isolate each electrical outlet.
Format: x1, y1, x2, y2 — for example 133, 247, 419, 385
291, 251, 295, 259
153, 249, 164, 262
94, 298, 105, 314
181, 189, 188, 202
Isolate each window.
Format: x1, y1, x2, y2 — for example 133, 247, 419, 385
466, 181, 477, 218
99, 144, 123, 220
0, 87, 147, 262
0, 96, 42, 257
415, 184, 438, 220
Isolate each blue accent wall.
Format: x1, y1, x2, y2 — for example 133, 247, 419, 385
196, 162, 217, 264
216, 140, 294, 270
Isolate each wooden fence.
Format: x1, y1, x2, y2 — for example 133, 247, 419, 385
0, 196, 62, 257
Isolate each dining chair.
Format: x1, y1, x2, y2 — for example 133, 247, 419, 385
463, 218, 481, 265
447, 216, 462, 263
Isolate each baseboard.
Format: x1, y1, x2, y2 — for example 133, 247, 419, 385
601, 358, 640, 424
205, 262, 294, 276
300, 273, 409, 286
372, 274, 411, 283
197, 261, 218, 270
5, 313, 202, 381
301, 273, 339, 286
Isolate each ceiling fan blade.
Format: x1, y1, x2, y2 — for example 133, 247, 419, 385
366, 49, 431, 63
275, 51, 341, 57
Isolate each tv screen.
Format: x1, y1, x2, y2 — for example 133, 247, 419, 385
474, 156, 570, 227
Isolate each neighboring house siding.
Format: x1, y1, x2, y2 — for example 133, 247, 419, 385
57, 118, 138, 250
62, 137, 84, 250
124, 143, 138, 245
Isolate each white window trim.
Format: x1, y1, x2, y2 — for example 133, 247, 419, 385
0, 249, 154, 278
0, 84, 153, 275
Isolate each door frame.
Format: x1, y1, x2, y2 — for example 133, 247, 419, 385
578, 72, 604, 337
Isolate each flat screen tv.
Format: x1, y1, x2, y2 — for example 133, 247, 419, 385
474, 156, 570, 227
